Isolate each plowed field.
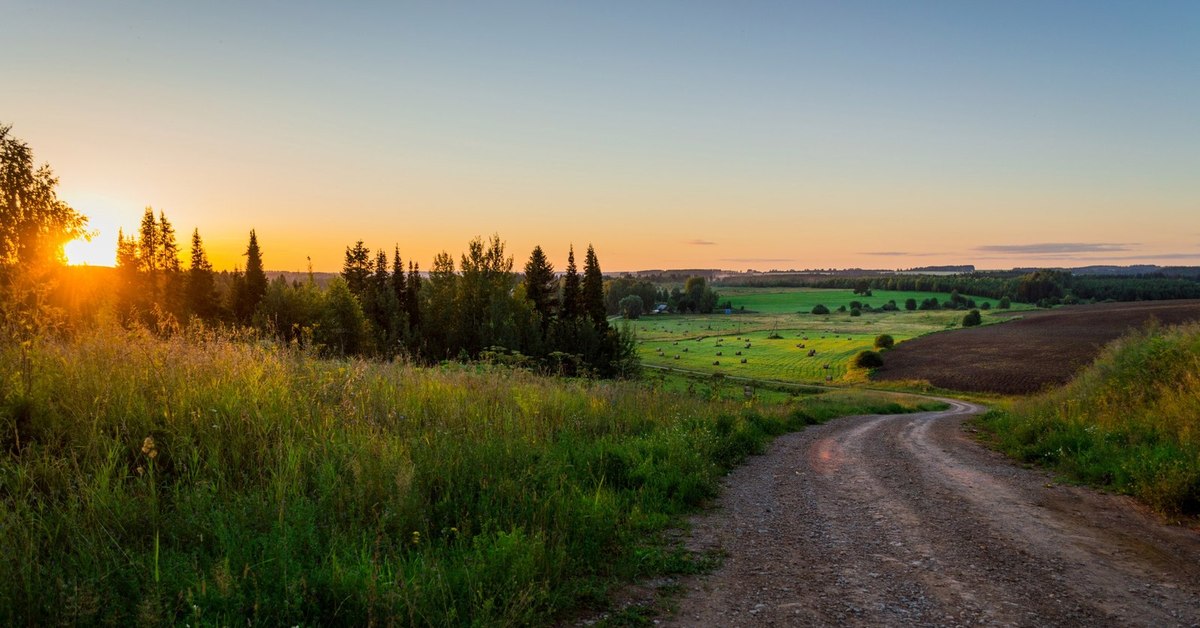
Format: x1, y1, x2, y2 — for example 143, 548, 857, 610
872, 300, 1200, 394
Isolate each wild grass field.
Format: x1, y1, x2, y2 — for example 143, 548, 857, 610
978, 321, 1200, 518
0, 326, 939, 625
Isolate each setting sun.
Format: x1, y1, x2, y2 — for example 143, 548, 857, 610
63, 234, 116, 266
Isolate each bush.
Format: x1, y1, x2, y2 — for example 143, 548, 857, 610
853, 350, 884, 369
874, 334, 894, 350
811, 304, 829, 315
998, 296, 1011, 309
849, 307, 861, 317
980, 302, 991, 311
962, 309, 982, 327
904, 298, 917, 311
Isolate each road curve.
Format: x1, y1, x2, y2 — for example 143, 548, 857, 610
667, 400, 1200, 626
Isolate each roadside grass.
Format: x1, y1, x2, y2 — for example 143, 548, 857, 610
977, 321, 1200, 519
0, 326, 936, 625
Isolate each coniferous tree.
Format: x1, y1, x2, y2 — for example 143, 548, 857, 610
342, 241, 371, 297
186, 228, 218, 321
391, 246, 407, 313
582, 244, 607, 329
405, 260, 421, 338
560, 245, 581, 320
157, 211, 184, 317
523, 245, 557, 331
238, 230, 267, 323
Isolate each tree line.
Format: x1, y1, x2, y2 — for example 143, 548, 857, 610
108, 212, 636, 376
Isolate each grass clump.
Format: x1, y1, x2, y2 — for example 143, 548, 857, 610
978, 321, 1200, 518
0, 326, 933, 624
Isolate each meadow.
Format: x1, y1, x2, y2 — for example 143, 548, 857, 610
0, 325, 939, 625
715, 287, 1012, 314
624, 288, 1022, 385
978, 321, 1200, 518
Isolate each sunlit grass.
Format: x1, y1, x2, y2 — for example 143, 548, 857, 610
0, 326, 937, 624
978, 321, 1200, 518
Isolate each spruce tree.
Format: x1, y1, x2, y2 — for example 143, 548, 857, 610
523, 245, 557, 331
406, 260, 421, 333
560, 245, 581, 320
582, 244, 607, 329
157, 211, 183, 317
137, 208, 159, 274
240, 230, 267, 322
341, 241, 371, 297
186, 228, 217, 321
391, 246, 407, 312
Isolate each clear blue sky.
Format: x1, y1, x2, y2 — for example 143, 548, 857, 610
4, 1, 1198, 270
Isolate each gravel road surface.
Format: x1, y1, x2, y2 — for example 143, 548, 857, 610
667, 400, 1200, 626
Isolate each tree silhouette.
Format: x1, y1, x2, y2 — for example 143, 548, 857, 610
523, 245, 557, 331
582, 244, 607, 329
560, 245, 581, 320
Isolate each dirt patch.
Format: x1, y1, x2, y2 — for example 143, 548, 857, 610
872, 300, 1200, 394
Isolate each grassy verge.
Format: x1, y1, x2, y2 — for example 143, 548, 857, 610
2, 327, 936, 625
976, 321, 1200, 519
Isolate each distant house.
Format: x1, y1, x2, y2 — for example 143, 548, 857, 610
653, 303, 669, 314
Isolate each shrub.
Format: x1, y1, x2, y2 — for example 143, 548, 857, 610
849, 307, 861, 317
873, 334, 894, 350
904, 298, 917, 311
962, 309, 982, 327
853, 350, 884, 369
811, 304, 829, 315
998, 296, 1011, 309
980, 302, 991, 311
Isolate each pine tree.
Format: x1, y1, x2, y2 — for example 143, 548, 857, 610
560, 245, 581, 320
523, 245, 557, 331
582, 244, 607, 329
239, 230, 267, 323
186, 228, 218, 321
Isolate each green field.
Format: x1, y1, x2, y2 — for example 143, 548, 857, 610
623, 287, 1025, 384
717, 287, 1011, 314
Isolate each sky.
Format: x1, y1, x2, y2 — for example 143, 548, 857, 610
4, 1, 1198, 272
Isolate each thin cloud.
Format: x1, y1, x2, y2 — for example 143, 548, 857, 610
860, 251, 937, 257
974, 242, 1133, 255
686, 239, 717, 246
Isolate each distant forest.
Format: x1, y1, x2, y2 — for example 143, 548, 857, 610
716, 270, 1200, 307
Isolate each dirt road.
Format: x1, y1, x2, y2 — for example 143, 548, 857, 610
667, 400, 1200, 626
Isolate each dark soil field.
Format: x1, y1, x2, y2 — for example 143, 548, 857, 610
872, 300, 1200, 394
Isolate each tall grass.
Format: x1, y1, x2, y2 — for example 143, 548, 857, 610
1, 326, 934, 624
979, 321, 1200, 518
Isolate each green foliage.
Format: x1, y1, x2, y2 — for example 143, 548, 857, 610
618, 294, 644, 320
849, 307, 861, 317
852, 350, 883, 369
998, 296, 1011, 309
873, 334, 894, 349
979, 322, 1200, 517
811, 304, 829, 315
582, 245, 608, 329
523, 245, 557, 329
962, 309, 982, 327
0, 124, 88, 268
904, 298, 917, 311
0, 330, 924, 624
